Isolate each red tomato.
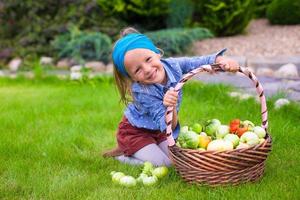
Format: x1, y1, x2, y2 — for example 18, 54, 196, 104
236, 126, 248, 137
229, 119, 240, 133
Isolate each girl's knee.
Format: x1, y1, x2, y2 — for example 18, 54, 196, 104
150, 157, 172, 167
133, 143, 172, 166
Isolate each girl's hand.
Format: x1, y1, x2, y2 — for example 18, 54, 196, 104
163, 87, 178, 107
216, 56, 239, 72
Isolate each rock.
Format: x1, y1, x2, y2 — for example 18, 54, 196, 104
239, 93, 252, 100
70, 65, 82, 80
256, 67, 274, 77
85, 61, 106, 72
8, 58, 22, 72
56, 58, 75, 69
255, 96, 261, 104
228, 91, 253, 100
40, 57, 53, 65
0, 2, 4, 11
70, 65, 82, 72
274, 98, 290, 109
106, 63, 114, 74
288, 91, 300, 102
70, 72, 82, 80
247, 56, 300, 69
24, 72, 34, 79
228, 92, 241, 98
274, 63, 299, 79
57, 74, 68, 80
9, 73, 17, 79
88, 74, 96, 79
0, 48, 13, 61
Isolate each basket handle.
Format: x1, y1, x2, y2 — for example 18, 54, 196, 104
165, 63, 268, 146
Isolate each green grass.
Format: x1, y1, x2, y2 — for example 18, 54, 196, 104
0, 77, 300, 200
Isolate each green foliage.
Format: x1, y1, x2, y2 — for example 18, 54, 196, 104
253, 0, 274, 18
267, 0, 300, 24
146, 28, 213, 57
51, 26, 112, 64
166, 0, 194, 28
97, 0, 170, 30
192, 0, 255, 36
0, 0, 122, 59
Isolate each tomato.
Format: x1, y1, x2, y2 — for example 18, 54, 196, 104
229, 119, 240, 133
236, 126, 248, 137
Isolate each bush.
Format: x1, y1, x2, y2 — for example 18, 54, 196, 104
267, 0, 300, 24
192, 0, 255, 36
146, 28, 213, 57
253, 0, 274, 18
166, 0, 194, 28
52, 26, 112, 64
97, 0, 170, 30
0, 0, 123, 59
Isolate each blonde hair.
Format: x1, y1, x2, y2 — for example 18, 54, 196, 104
113, 27, 140, 105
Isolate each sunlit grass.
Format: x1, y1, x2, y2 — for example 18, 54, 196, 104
0, 77, 299, 199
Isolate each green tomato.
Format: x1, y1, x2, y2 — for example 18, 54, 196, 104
205, 119, 221, 137
119, 176, 137, 187
142, 161, 154, 175
240, 131, 260, 146
236, 142, 250, 149
142, 176, 158, 186
180, 126, 189, 134
200, 132, 207, 136
216, 125, 229, 139
184, 131, 200, 149
178, 130, 199, 149
224, 134, 240, 148
152, 166, 168, 179
191, 123, 202, 133
110, 171, 116, 176
253, 126, 266, 139
136, 173, 148, 183
112, 172, 125, 184
243, 120, 255, 130
207, 139, 233, 151
259, 138, 265, 144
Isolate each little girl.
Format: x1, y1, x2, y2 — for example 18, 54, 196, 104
103, 27, 239, 166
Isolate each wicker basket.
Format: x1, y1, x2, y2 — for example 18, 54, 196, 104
165, 64, 272, 186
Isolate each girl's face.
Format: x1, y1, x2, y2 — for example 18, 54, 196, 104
124, 48, 167, 85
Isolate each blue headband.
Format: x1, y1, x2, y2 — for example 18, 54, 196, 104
112, 33, 160, 76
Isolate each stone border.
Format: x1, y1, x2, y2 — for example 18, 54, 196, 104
228, 55, 300, 71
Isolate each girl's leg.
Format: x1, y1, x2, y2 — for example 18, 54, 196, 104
115, 155, 144, 165
158, 140, 170, 157
132, 143, 172, 166
115, 143, 171, 166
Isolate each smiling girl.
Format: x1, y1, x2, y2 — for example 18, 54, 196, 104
102, 27, 239, 166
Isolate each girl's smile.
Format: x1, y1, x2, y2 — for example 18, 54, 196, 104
124, 48, 167, 85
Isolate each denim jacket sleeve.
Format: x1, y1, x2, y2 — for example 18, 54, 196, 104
166, 48, 227, 74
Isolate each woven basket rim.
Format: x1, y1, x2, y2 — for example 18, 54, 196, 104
170, 134, 272, 154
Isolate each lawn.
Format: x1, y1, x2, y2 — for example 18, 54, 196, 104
0, 76, 299, 200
